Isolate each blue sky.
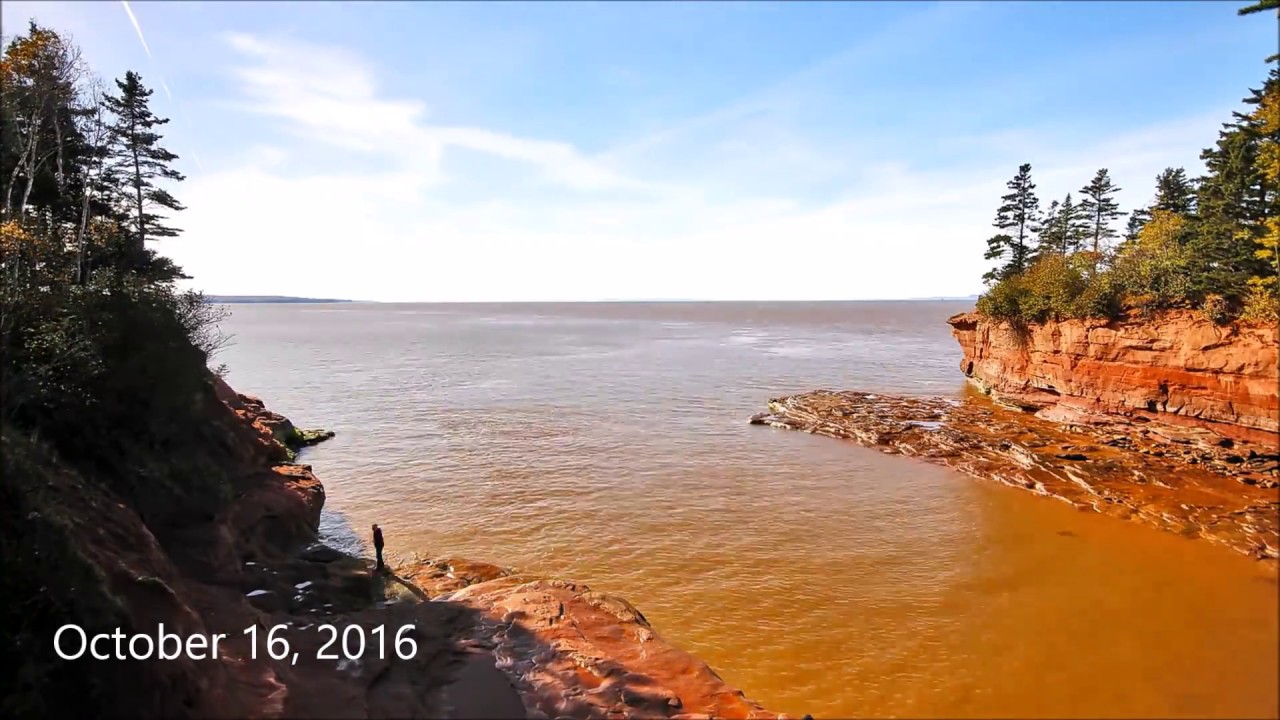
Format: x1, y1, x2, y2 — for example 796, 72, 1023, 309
2, 1, 1274, 301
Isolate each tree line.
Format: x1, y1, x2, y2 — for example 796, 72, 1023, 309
2, 21, 189, 282
978, 2, 1278, 324
0, 22, 247, 716
1, 20, 229, 513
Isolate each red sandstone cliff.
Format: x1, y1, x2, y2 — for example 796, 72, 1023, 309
948, 310, 1279, 441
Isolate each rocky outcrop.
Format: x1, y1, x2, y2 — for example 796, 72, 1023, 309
10, 374, 778, 718
394, 557, 777, 720
751, 391, 1280, 562
214, 376, 335, 459
947, 311, 1279, 442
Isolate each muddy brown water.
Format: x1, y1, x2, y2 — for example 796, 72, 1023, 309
217, 301, 1279, 719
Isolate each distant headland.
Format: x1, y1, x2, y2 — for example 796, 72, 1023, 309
205, 295, 355, 304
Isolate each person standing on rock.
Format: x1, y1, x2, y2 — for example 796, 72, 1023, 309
372, 524, 386, 572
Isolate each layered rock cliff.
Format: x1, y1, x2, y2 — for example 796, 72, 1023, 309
947, 310, 1280, 442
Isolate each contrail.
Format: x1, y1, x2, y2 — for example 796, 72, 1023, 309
118, 1, 204, 171
120, 1, 152, 59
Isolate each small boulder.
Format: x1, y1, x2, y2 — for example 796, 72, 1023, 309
301, 544, 345, 563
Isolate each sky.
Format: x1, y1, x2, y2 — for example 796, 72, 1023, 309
2, 1, 1275, 302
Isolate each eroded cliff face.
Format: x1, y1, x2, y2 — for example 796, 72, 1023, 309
948, 311, 1280, 441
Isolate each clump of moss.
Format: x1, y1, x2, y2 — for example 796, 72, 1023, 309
281, 427, 335, 460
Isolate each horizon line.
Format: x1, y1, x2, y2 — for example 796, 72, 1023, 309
207, 295, 982, 305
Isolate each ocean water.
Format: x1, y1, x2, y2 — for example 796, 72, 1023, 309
217, 301, 1279, 719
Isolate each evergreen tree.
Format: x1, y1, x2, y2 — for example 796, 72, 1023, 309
982, 234, 1016, 284
1060, 192, 1091, 254
983, 163, 1041, 282
102, 70, 184, 265
1125, 206, 1151, 242
1189, 68, 1278, 300
1038, 199, 1063, 255
1078, 168, 1123, 261
1152, 167, 1196, 215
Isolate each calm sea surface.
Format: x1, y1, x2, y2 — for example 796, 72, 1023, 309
217, 301, 1279, 719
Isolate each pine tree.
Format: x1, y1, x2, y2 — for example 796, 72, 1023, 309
102, 70, 184, 265
1152, 167, 1196, 215
982, 234, 1015, 284
1189, 68, 1278, 300
1247, 65, 1280, 312
984, 163, 1041, 282
1038, 199, 1063, 255
1125, 206, 1151, 242
1078, 168, 1123, 263
1060, 192, 1090, 254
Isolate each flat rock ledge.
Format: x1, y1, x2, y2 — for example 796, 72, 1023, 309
751, 390, 1280, 562
392, 556, 785, 720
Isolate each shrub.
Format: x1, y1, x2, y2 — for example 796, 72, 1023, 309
976, 274, 1030, 322
1241, 279, 1279, 323
977, 253, 1091, 325
1072, 269, 1122, 318
1200, 294, 1233, 325
2, 222, 236, 529
1111, 210, 1195, 313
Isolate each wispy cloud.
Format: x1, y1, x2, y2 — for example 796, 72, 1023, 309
224, 33, 661, 194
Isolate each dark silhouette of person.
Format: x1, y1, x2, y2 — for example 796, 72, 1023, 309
372, 524, 385, 571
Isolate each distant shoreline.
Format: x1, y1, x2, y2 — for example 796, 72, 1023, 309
205, 296, 977, 305
206, 295, 354, 304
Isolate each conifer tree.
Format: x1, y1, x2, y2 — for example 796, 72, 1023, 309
1125, 206, 1151, 242
1190, 68, 1278, 300
102, 70, 184, 264
1060, 192, 1091, 254
983, 163, 1040, 282
1152, 167, 1196, 215
1078, 168, 1123, 262
1038, 199, 1063, 255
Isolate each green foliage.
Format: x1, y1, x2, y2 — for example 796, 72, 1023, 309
1072, 270, 1122, 319
975, 273, 1028, 321
1153, 167, 1196, 214
981, 233, 1015, 283
1110, 210, 1196, 313
1124, 206, 1151, 242
976, 8, 1279, 324
1038, 192, 1091, 256
976, 253, 1091, 324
